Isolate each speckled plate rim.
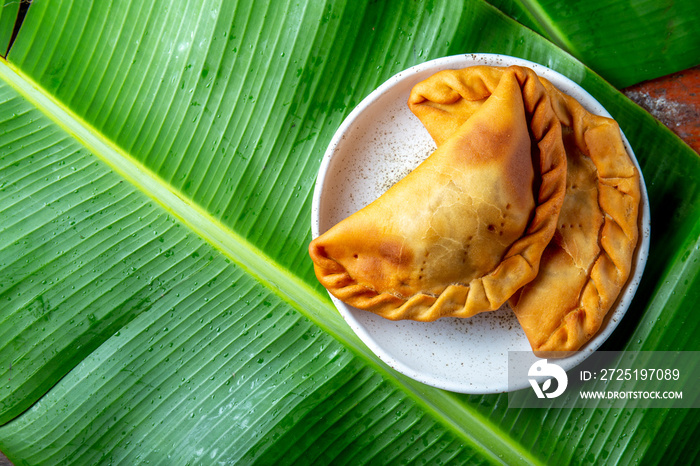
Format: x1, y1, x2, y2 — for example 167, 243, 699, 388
311, 53, 650, 393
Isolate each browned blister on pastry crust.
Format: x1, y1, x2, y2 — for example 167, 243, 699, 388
309, 66, 568, 321
508, 79, 641, 355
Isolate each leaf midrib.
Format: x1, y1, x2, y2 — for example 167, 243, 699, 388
515, 0, 579, 59
0, 57, 540, 466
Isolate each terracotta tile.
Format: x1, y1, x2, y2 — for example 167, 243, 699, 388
623, 66, 700, 155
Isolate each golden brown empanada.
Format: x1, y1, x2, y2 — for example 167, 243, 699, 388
508, 79, 641, 355
309, 66, 567, 321
409, 66, 641, 354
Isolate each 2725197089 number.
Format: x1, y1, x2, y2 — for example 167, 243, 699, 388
595, 368, 680, 381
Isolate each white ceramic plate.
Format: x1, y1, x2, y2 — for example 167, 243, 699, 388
311, 54, 650, 393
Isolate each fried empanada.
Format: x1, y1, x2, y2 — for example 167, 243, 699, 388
309, 66, 567, 321
508, 79, 641, 355
409, 66, 641, 353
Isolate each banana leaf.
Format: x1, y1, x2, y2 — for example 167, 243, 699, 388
487, 0, 700, 88
0, 0, 699, 464
0, 1, 19, 58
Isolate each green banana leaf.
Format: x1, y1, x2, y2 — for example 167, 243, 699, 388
487, 0, 700, 88
0, 1, 18, 58
1, 0, 699, 464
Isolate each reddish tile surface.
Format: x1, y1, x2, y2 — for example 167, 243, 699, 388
623, 65, 700, 155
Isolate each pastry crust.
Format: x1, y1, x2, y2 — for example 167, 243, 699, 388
409, 66, 641, 353
309, 66, 568, 321
508, 79, 641, 355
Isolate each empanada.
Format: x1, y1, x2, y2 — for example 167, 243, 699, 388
508, 79, 641, 355
409, 66, 641, 354
309, 66, 567, 321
